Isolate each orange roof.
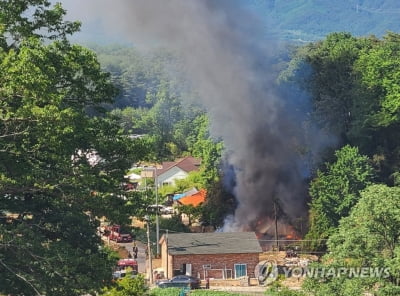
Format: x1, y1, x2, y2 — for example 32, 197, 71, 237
179, 189, 207, 207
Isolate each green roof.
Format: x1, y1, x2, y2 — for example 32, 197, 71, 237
163, 232, 262, 255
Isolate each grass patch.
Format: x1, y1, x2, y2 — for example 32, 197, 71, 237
150, 288, 245, 296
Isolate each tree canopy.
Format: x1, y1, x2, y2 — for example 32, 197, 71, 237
305, 145, 374, 250
0, 1, 146, 295
289, 31, 400, 182
285, 31, 400, 293
304, 185, 400, 295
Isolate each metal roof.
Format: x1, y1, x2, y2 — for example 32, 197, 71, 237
163, 232, 262, 255
173, 187, 199, 200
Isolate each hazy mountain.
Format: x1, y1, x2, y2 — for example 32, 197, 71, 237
252, 0, 400, 41
62, 0, 400, 44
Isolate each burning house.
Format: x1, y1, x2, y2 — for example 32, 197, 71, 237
73, 0, 328, 246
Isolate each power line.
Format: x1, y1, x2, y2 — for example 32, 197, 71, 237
158, 230, 329, 241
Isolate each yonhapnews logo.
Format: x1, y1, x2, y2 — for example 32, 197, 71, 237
257, 261, 390, 285
283, 266, 390, 279
257, 260, 279, 284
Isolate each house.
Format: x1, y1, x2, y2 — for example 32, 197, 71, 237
159, 232, 262, 281
178, 189, 207, 207
156, 156, 201, 187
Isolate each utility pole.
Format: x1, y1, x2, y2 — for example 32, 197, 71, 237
155, 165, 160, 256
144, 164, 160, 257
273, 199, 279, 251
145, 215, 153, 285
166, 229, 169, 279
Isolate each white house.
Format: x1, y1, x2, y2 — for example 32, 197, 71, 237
155, 156, 201, 187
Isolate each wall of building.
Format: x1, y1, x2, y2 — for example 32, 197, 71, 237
170, 253, 259, 280
158, 166, 188, 186
160, 238, 173, 278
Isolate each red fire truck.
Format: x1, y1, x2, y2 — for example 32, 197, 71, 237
113, 258, 139, 280
117, 259, 138, 271
104, 224, 133, 243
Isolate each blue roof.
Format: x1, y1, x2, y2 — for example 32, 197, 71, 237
173, 188, 199, 201
173, 192, 187, 201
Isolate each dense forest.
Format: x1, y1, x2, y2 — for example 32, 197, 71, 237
282, 31, 400, 295
1, 1, 400, 295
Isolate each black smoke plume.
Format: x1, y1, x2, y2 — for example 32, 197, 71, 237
63, 0, 328, 230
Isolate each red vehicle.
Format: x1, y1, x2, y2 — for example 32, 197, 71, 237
104, 225, 133, 243
117, 258, 138, 272
113, 259, 138, 279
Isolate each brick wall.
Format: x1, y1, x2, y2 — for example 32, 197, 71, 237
171, 253, 259, 280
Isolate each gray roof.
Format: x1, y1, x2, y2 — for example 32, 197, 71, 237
163, 232, 262, 255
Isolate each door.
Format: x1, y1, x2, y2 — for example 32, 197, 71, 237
185, 263, 192, 276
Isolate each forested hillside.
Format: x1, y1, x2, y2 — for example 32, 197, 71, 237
253, 0, 400, 41
280, 31, 400, 295
89, 45, 181, 109
89, 45, 222, 169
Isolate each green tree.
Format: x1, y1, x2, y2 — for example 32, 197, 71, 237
200, 177, 236, 229
177, 204, 202, 226
145, 81, 182, 159
101, 274, 148, 296
351, 32, 400, 180
189, 114, 223, 184
158, 215, 190, 234
354, 32, 400, 128
267, 283, 307, 296
290, 32, 368, 139
305, 145, 374, 251
0, 1, 146, 295
0, 0, 80, 50
94, 45, 179, 109
303, 184, 400, 295
174, 170, 205, 192
286, 32, 400, 184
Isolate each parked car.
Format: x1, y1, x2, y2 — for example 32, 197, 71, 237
147, 204, 174, 215
112, 270, 137, 280
156, 275, 201, 289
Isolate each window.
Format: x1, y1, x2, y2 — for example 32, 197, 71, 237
234, 264, 247, 278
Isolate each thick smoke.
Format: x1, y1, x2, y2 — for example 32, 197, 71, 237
63, 0, 318, 230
